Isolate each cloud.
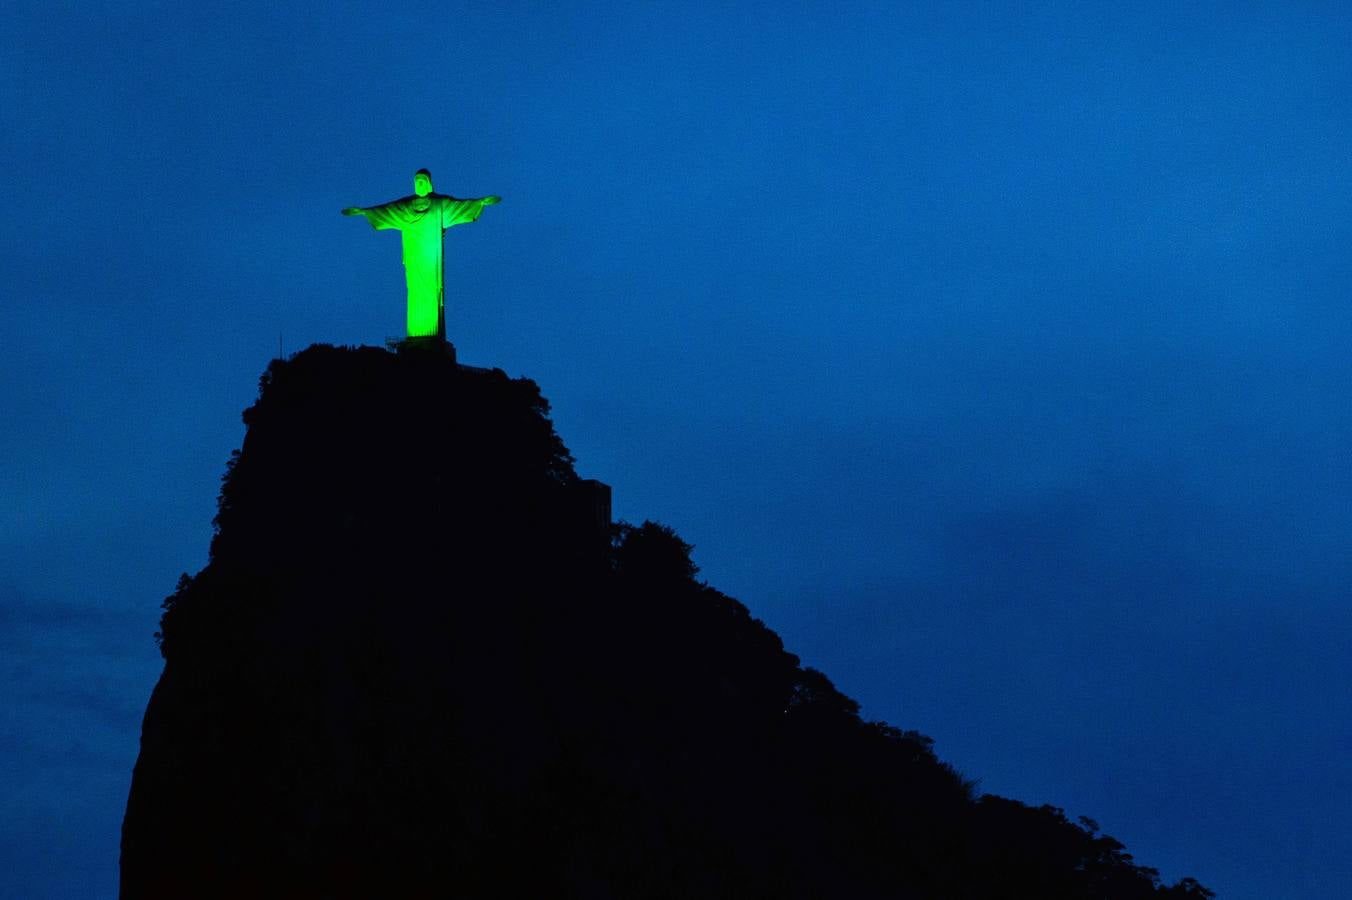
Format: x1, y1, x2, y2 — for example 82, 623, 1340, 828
0, 581, 161, 898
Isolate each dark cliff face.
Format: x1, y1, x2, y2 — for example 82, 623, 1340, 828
120, 344, 1212, 899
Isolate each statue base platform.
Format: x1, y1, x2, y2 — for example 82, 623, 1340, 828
386, 336, 456, 364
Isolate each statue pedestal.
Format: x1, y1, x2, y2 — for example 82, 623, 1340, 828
387, 336, 457, 364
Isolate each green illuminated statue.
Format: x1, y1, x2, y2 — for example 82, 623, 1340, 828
343, 169, 501, 340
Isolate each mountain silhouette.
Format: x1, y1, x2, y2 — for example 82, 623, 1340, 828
120, 344, 1213, 899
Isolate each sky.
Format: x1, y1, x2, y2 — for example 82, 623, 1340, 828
2, 1, 1350, 896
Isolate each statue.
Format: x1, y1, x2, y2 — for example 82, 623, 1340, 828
343, 169, 501, 341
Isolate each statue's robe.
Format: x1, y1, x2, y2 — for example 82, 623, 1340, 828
360, 193, 491, 338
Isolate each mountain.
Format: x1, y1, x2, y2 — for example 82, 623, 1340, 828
120, 343, 1213, 899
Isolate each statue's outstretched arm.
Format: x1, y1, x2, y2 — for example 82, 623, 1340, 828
345, 200, 407, 231
442, 195, 501, 228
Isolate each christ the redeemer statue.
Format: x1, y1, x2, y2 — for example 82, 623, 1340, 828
342, 169, 500, 341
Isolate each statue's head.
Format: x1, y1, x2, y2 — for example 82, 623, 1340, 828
414, 169, 433, 197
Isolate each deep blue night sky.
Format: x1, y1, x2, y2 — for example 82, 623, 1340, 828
4, 2, 1350, 896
